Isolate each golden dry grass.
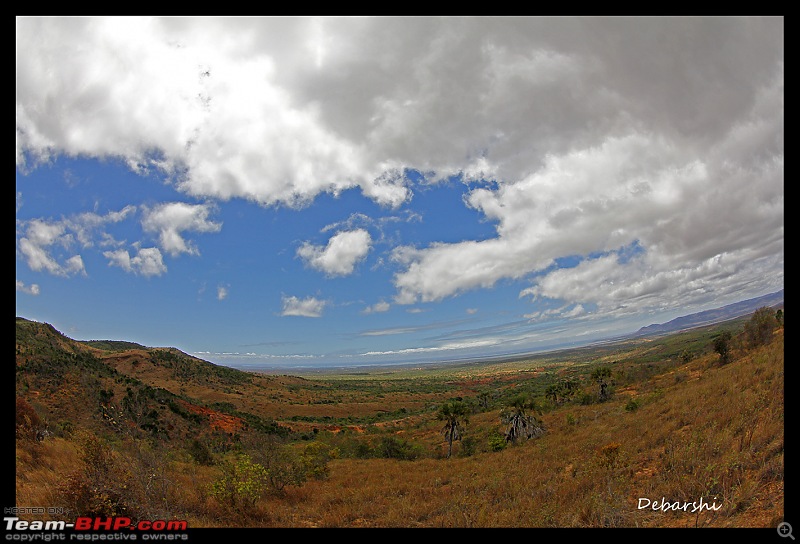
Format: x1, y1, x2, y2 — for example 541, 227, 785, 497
15, 328, 783, 528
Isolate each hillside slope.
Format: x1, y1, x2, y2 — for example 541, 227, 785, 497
14, 313, 784, 528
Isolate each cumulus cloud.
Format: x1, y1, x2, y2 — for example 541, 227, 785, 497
297, 229, 372, 276
362, 300, 390, 314
217, 285, 229, 301
104, 247, 167, 277
17, 218, 89, 277
393, 111, 783, 316
141, 202, 222, 257
16, 17, 783, 323
281, 295, 327, 317
16, 280, 40, 295
15, 17, 412, 208
17, 206, 136, 277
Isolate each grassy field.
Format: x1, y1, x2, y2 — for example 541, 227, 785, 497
14, 311, 784, 528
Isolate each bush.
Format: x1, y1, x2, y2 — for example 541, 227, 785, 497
459, 435, 478, 457
744, 307, 777, 349
210, 455, 269, 509
299, 441, 338, 479
188, 439, 215, 466
378, 435, 422, 460
712, 331, 733, 365
488, 430, 507, 452
16, 397, 44, 441
56, 432, 138, 519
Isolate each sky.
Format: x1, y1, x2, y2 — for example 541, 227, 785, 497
15, 16, 784, 371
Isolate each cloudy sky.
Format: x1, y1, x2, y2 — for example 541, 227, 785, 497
16, 16, 784, 370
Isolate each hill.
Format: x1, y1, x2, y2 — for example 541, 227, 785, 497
14, 308, 784, 529
635, 290, 784, 336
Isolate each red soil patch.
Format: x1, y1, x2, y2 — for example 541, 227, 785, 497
178, 400, 245, 434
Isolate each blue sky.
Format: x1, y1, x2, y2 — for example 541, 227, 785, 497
16, 17, 784, 370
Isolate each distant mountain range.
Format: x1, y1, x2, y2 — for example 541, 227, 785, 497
634, 289, 784, 337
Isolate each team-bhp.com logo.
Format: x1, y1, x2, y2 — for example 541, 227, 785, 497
5, 516, 188, 540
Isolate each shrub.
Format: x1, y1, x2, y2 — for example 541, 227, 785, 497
299, 441, 338, 479
188, 439, 215, 466
597, 442, 622, 470
210, 455, 269, 509
378, 435, 422, 460
16, 397, 44, 441
712, 331, 733, 365
488, 430, 507, 452
56, 432, 138, 519
744, 307, 777, 349
459, 435, 478, 457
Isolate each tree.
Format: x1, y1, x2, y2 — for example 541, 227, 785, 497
776, 309, 784, 327
501, 395, 545, 444
546, 378, 579, 406
437, 401, 469, 458
744, 306, 777, 349
545, 384, 560, 406
712, 331, 733, 365
590, 367, 613, 402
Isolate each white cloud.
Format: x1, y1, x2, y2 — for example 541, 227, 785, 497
104, 249, 132, 271
16, 17, 783, 323
141, 202, 222, 257
297, 229, 372, 276
66, 206, 137, 248
362, 300, 390, 314
15, 17, 414, 209
104, 247, 167, 277
361, 338, 499, 357
64, 255, 86, 276
131, 248, 167, 277
16, 280, 40, 295
17, 207, 135, 277
17, 220, 81, 277
281, 295, 327, 317
393, 115, 783, 317
217, 285, 229, 301
523, 249, 783, 321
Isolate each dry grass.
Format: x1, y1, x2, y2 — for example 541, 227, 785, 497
15, 328, 783, 528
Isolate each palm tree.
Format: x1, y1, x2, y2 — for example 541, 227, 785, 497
590, 366, 613, 401
438, 401, 469, 458
502, 395, 545, 444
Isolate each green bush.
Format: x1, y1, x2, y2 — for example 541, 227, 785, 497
744, 307, 777, 349
488, 430, 507, 452
459, 435, 478, 457
210, 455, 269, 509
713, 331, 733, 365
299, 441, 338, 479
378, 435, 422, 460
188, 439, 215, 466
